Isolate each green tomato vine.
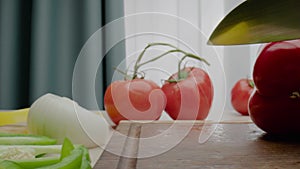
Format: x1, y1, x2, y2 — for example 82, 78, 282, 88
128, 42, 209, 81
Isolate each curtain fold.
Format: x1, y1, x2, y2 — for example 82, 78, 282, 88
0, 0, 31, 109
0, 0, 125, 110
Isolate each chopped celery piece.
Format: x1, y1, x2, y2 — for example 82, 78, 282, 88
80, 146, 90, 162
60, 138, 74, 160
0, 160, 24, 169
80, 159, 92, 169
36, 148, 83, 169
0, 137, 92, 168
0, 133, 56, 145
15, 156, 60, 168
0, 145, 62, 158
80, 146, 92, 169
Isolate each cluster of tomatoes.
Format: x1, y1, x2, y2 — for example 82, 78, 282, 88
231, 40, 300, 134
104, 43, 214, 125
104, 40, 300, 134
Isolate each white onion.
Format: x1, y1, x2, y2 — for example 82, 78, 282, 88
27, 93, 112, 148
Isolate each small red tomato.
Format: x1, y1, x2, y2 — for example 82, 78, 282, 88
104, 79, 166, 125
230, 79, 254, 115
162, 67, 213, 120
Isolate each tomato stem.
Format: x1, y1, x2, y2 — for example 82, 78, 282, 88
248, 79, 255, 88
113, 67, 132, 80
177, 53, 210, 80
132, 42, 209, 80
137, 49, 181, 68
132, 43, 177, 79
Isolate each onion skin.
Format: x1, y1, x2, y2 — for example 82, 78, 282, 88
27, 93, 112, 148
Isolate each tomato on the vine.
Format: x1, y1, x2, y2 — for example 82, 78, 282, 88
162, 67, 213, 120
104, 42, 212, 125
249, 39, 300, 134
104, 78, 166, 125
231, 78, 254, 116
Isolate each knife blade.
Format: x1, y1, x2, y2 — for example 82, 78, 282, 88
208, 0, 300, 45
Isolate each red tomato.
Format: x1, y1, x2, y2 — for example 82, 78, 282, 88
230, 79, 254, 116
104, 79, 166, 125
253, 40, 300, 96
161, 67, 213, 120
249, 39, 300, 134
249, 91, 300, 134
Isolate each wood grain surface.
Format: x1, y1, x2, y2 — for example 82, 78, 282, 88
94, 121, 300, 169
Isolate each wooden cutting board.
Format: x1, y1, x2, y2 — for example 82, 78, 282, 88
94, 121, 300, 169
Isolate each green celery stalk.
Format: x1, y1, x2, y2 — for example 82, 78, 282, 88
0, 145, 62, 156
80, 158, 91, 169
14, 157, 60, 168
0, 137, 92, 168
36, 148, 83, 169
0, 133, 56, 145
80, 146, 92, 169
0, 160, 24, 169
80, 146, 90, 162
0, 145, 61, 168
60, 138, 74, 160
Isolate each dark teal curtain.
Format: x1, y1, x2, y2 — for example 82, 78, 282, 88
0, 0, 125, 109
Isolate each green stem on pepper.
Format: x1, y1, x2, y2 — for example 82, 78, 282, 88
132, 42, 209, 80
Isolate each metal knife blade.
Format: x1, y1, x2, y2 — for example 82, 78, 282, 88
208, 0, 300, 45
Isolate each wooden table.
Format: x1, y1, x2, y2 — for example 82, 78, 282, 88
94, 121, 300, 169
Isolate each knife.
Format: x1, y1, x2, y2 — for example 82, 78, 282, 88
208, 0, 300, 45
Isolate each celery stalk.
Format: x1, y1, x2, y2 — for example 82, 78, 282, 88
0, 160, 24, 169
60, 138, 74, 160
0, 133, 56, 145
36, 148, 83, 169
0, 137, 92, 168
0, 145, 62, 157
13, 157, 60, 168
80, 146, 92, 169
